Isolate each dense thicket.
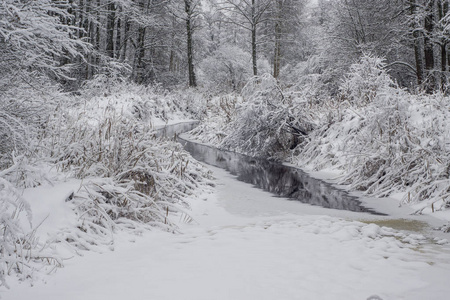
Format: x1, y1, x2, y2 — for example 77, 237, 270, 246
187, 54, 450, 217
4, 1, 450, 93
317, 0, 450, 92
0, 0, 312, 92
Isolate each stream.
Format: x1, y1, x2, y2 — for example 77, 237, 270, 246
157, 121, 385, 215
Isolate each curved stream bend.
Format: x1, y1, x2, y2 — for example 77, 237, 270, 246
158, 122, 385, 215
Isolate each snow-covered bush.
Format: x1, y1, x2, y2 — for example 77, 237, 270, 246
199, 45, 252, 93
0, 78, 70, 289
339, 55, 394, 105
292, 55, 450, 212
0, 80, 63, 169
0, 110, 28, 168
79, 80, 191, 122
40, 90, 213, 250
169, 88, 211, 121
0, 161, 61, 289
219, 74, 316, 160
186, 93, 241, 145
1, 80, 213, 287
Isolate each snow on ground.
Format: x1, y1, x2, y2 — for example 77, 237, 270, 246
20, 179, 81, 238
302, 166, 450, 231
4, 165, 450, 300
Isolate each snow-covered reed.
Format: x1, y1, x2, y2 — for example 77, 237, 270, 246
292, 56, 450, 213
0, 158, 63, 289
43, 83, 213, 242
0, 81, 213, 288
188, 74, 317, 160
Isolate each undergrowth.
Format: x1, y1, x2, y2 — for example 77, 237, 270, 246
0, 80, 213, 289
191, 55, 450, 217
292, 56, 450, 213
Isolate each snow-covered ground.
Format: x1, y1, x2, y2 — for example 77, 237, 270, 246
4, 164, 450, 300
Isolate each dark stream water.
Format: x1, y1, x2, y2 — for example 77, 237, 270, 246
158, 122, 384, 215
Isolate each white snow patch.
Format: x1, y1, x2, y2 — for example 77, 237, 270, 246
4, 166, 450, 300
21, 179, 81, 238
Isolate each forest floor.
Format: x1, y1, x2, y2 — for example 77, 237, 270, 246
4, 161, 450, 300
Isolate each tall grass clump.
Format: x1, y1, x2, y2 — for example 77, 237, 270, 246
0, 82, 66, 289
41, 83, 213, 249
1, 80, 213, 287
189, 74, 317, 160
292, 55, 450, 212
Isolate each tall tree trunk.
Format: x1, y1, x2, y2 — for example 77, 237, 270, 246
115, 7, 122, 60
77, 0, 85, 38
439, 0, 449, 89
133, 26, 146, 83
106, 2, 116, 58
185, 0, 197, 87
93, 0, 101, 71
169, 15, 176, 72
251, 0, 258, 76
411, 0, 425, 86
424, 0, 435, 91
59, 0, 74, 68
121, 17, 131, 62
273, 0, 282, 79
87, 0, 95, 78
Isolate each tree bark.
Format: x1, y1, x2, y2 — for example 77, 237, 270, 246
169, 15, 177, 72
273, 0, 282, 79
115, 7, 122, 60
121, 17, 131, 62
251, 0, 258, 76
439, 0, 449, 89
133, 26, 146, 84
411, 0, 425, 86
424, 0, 435, 91
185, 0, 197, 87
106, 2, 116, 58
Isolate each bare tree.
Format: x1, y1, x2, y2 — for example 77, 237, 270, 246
220, 0, 272, 76
184, 0, 198, 87
270, 0, 305, 79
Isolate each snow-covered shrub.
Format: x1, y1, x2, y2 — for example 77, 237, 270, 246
0, 162, 61, 289
219, 74, 316, 160
199, 45, 252, 93
40, 91, 213, 250
169, 88, 210, 121
0, 77, 73, 289
339, 55, 394, 105
0, 110, 28, 169
1, 79, 213, 286
0, 80, 63, 169
292, 55, 450, 212
186, 93, 241, 145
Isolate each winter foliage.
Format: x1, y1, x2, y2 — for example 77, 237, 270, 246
0, 83, 212, 288
189, 55, 450, 216
219, 74, 315, 160
293, 56, 450, 212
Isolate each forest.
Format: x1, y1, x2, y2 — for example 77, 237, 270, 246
1, 0, 450, 298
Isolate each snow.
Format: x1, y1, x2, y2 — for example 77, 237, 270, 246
21, 179, 81, 237
4, 165, 450, 300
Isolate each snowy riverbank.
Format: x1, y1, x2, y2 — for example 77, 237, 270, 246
4, 164, 450, 300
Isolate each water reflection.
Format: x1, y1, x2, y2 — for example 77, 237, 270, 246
179, 137, 384, 215
155, 121, 199, 139
158, 122, 384, 215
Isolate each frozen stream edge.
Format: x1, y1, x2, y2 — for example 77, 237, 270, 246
177, 127, 450, 241
4, 122, 450, 300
